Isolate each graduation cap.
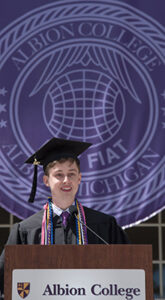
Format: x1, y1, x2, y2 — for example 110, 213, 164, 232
25, 137, 92, 202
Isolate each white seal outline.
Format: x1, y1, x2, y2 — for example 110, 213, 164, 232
0, 3, 161, 177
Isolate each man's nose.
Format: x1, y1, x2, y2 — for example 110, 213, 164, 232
63, 175, 70, 182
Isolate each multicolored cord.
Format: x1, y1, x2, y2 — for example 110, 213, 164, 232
41, 198, 88, 245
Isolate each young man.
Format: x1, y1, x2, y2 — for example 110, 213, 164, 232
0, 137, 129, 296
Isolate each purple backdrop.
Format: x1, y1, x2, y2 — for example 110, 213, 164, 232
0, 0, 165, 227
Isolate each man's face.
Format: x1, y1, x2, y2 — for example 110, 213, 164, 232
43, 160, 81, 209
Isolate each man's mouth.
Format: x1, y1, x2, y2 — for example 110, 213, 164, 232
61, 186, 72, 192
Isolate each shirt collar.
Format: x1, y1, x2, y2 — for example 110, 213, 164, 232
51, 202, 69, 216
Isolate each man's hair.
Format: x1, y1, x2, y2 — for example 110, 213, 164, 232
44, 157, 80, 175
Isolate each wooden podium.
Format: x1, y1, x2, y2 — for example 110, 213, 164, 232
4, 244, 153, 300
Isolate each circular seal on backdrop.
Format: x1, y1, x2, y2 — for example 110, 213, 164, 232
0, 0, 165, 226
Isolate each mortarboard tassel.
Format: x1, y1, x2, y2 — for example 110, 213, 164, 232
28, 159, 39, 203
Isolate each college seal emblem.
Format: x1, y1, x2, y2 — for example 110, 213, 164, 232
0, 1, 165, 226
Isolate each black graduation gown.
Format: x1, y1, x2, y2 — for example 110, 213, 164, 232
0, 206, 129, 295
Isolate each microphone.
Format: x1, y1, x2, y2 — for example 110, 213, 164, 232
69, 206, 109, 245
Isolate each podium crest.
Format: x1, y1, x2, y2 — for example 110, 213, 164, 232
17, 282, 30, 298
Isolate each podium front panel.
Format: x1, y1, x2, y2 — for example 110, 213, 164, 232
4, 244, 153, 300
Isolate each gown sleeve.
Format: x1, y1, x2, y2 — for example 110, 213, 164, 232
109, 216, 130, 244
0, 223, 21, 295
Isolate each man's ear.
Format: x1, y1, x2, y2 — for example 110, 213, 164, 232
78, 172, 82, 185
43, 175, 49, 187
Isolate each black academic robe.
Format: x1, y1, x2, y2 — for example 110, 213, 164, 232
0, 206, 129, 295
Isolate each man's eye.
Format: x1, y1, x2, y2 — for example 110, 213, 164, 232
56, 173, 63, 178
69, 173, 76, 177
